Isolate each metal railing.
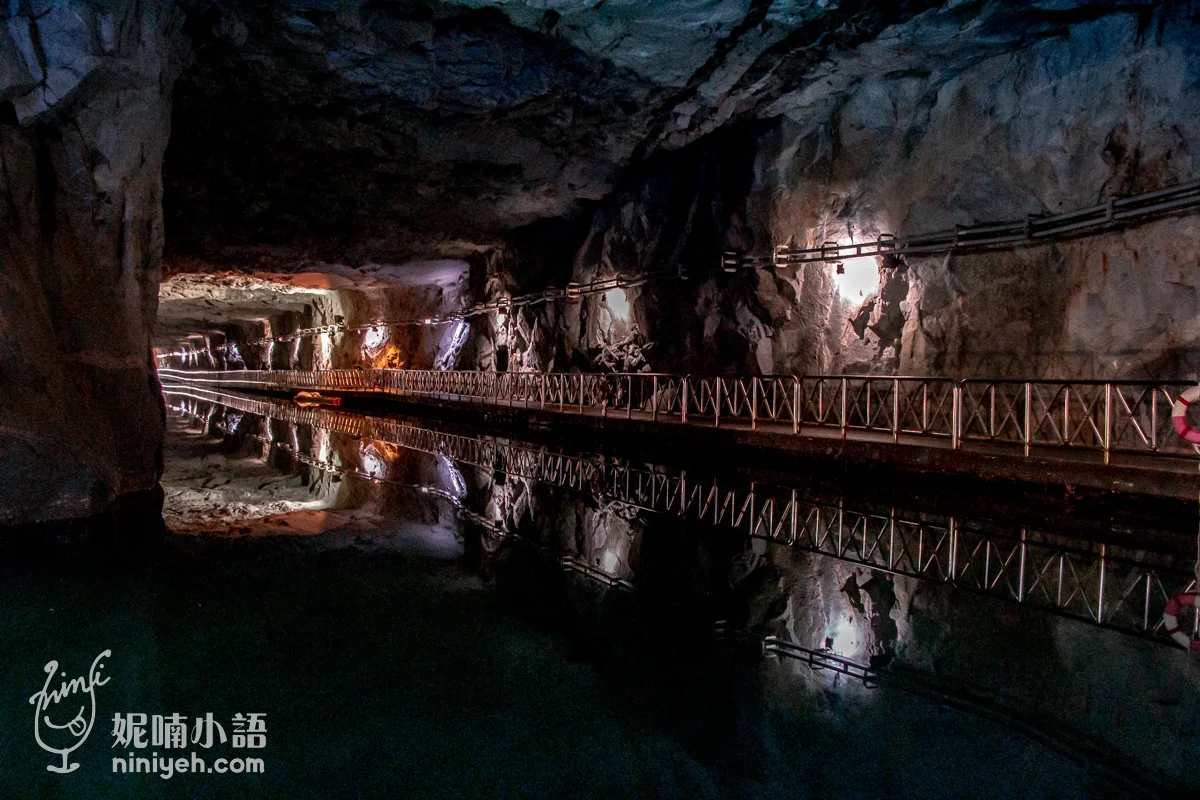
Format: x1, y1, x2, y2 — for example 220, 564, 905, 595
159, 368, 1200, 463
763, 178, 1200, 267
163, 384, 1197, 646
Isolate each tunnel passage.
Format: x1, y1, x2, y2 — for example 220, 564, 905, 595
5, 2, 1200, 797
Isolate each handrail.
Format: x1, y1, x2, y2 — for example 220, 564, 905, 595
165, 383, 1197, 647
158, 368, 1200, 462
766, 178, 1200, 267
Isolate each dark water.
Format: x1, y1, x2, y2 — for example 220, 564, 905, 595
1, 389, 1198, 799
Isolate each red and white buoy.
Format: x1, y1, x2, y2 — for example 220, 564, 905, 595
1169, 386, 1200, 650
1162, 593, 1200, 651
1171, 386, 1200, 444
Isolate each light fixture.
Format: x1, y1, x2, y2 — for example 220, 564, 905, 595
831, 258, 880, 300
604, 287, 630, 321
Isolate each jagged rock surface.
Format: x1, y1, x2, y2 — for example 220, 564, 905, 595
5, 0, 1200, 525
469, 1, 1200, 379
0, 2, 181, 524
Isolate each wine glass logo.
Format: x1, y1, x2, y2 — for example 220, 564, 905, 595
28, 650, 111, 773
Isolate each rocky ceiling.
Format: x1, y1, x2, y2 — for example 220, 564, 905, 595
161, 0, 1161, 273
147, 0, 1172, 352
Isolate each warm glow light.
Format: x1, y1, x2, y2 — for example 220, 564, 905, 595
604, 288, 630, 320
832, 259, 880, 299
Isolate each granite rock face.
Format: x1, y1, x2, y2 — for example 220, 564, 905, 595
0, 2, 181, 525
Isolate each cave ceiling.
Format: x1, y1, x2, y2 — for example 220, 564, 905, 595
153, 0, 1163, 336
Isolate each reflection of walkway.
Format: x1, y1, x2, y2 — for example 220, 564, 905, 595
160, 368, 1200, 498
162, 384, 1195, 648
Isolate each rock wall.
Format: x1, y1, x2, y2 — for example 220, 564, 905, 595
470, 2, 1200, 381
157, 262, 473, 371
0, 3, 181, 525
755, 4, 1200, 379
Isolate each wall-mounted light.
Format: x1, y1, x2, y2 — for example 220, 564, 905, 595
364, 325, 387, 350
830, 615, 861, 658
604, 287, 630, 321
831, 258, 880, 300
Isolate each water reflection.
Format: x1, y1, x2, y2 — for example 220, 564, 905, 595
154, 386, 1200, 797
44, 386, 1161, 796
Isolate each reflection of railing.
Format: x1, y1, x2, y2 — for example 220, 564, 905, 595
715, 622, 878, 685
160, 368, 1200, 463
560, 556, 635, 590
162, 385, 1196, 646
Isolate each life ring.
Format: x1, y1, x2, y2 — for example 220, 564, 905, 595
1162, 593, 1200, 651
1171, 387, 1200, 444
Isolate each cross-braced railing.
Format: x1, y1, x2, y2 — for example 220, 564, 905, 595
158, 369, 1200, 463
164, 383, 1197, 647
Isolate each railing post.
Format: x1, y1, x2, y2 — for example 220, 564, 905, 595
714, 379, 721, 428
628, 375, 633, 420
866, 380, 872, 429
579, 373, 584, 414
541, 373, 546, 410
1024, 382, 1032, 457
1097, 544, 1107, 622
790, 489, 798, 545
682, 378, 688, 424
892, 377, 899, 443
989, 384, 996, 439
1104, 383, 1112, 464
751, 378, 758, 431
652, 375, 658, 421
793, 377, 800, 434
922, 383, 928, 432
840, 377, 848, 440
948, 517, 958, 581
1018, 528, 1027, 602
1063, 385, 1070, 446
1152, 389, 1158, 451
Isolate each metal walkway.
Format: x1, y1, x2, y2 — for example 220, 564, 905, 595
159, 368, 1200, 482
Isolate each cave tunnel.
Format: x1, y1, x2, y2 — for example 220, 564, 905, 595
4, 1, 1200, 797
